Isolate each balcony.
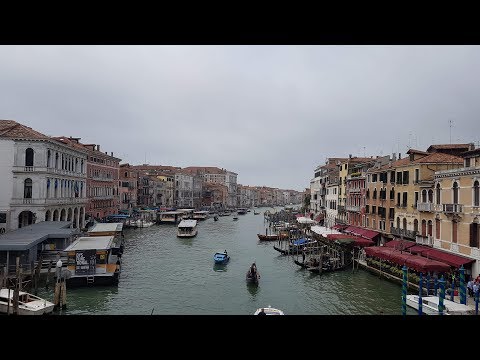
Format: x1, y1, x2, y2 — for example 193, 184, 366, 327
349, 188, 361, 194
417, 202, 434, 212
390, 226, 418, 240
442, 204, 463, 214
416, 234, 434, 247
11, 197, 88, 205
319, 189, 326, 196
337, 205, 346, 214
91, 176, 113, 182
93, 195, 115, 200
346, 205, 360, 212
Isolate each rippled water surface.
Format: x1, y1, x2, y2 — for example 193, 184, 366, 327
37, 209, 416, 315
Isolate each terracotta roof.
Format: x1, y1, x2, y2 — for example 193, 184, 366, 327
413, 152, 463, 164
427, 144, 471, 151
0, 120, 50, 140
182, 166, 227, 174
462, 148, 480, 157
407, 148, 428, 155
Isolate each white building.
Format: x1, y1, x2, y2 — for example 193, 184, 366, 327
0, 120, 88, 233
174, 172, 194, 208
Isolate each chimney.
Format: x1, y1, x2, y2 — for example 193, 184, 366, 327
111, 152, 113, 156
349, 154, 352, 159
97, 145, 100, 151
398, 153, 401, 159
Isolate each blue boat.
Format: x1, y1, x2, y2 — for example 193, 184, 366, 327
214, 252, 230, 264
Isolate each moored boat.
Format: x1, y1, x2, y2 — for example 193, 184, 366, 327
406, 295, 475, 315
0, 288, 55, 315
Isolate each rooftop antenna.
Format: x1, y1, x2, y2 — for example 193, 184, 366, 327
449, 119, 453, 144
363, 146, 366, 157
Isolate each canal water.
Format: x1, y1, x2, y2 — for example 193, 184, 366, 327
38, 209, 416, 315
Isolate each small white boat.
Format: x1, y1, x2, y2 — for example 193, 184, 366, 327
177, 219, 198, 238
0, 288, 55, 315
406, 295, 476, 315
254, 305, 285, 315
134, 219, 155, 228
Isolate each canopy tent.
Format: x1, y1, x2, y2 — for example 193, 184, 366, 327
343, 226, 380, 240
384, 239, 416, 250
324, 233, 373, 247
311, 225, 341, 236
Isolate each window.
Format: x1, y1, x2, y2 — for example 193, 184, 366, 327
390, 171, 396, 183
474, 181, 479, 207
372, 174, 378, 182
389, 208, 394, 219
466, 158, 471, 167
47, 150, 51, 167
373, 189, 377, 199
414, 219, 418, 233
402, 192, 407, 207
397, 193, 401, 206
415, 169, 419, 183
366, 189, 370, 199
452, 220, 458, 243
396, 172, 402, 185
25, 148, 34, 166
403, 171, 409, 185
453, 182, 459, 204
470, 223, 479, 248
372, 206, 376, 214
436, 184, 441, 205
365, 205, 369, 214
24, 178, 32, 198
436, 218, 440, 239
422, 220, 427, 236
428, 189, 433, 203
403, 218, 407, 231
414, 192, 419, 208
428, 220, 433, 236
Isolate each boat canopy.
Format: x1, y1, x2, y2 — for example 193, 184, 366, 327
178, 220, 197, 228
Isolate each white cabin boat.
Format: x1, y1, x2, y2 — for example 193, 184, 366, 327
0, 288, 55, 315
177, 220, 198, 238
158, 211, 183, 224
406, 295, 476, 315
134, 219, 154, 228
254, 305, 285, 315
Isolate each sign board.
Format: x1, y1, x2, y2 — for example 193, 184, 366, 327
75, 249, 96, 275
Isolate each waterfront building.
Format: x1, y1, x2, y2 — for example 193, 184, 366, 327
54, 138, 121, 222
0, 120, 88, 232
174, 171, 194, 208
434, 146, 480, 275
365, 146, 467, 245
119, 163, 138, 213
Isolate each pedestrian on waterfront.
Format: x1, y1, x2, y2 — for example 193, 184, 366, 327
302, 247, 306, 263
258, 308, 267, 315
473, 281, 479, 297
468, 278, 474, 297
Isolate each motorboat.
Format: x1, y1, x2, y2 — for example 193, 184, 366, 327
254, 305, 285, 315
0, 288, 55, 315
406, 295, 476, 315
213, 252, 230, 264
177, 220, 198, 238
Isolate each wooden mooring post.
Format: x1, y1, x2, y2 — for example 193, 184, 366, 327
12, 257, 20, 315
53, 259, 67, 311
34, 256, 42, 295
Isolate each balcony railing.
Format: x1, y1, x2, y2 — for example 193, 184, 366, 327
348, 188, 361, 193
417, 202, 434, 212
442, 204, 463, 214
346, 205, 360, 212
390, 226, 418, 240
416, 234, 434, 247
11, 197, 88, 205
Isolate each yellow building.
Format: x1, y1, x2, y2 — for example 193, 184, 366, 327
434, 147, 480, 276
365, 149, 463, 245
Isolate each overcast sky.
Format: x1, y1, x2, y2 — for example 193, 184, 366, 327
1, 45, 479, 191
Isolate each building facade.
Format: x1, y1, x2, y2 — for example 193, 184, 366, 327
0, 120, 88, 232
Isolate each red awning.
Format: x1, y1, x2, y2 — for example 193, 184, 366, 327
343, 226, 379, 240
314, 214, 324, 222
361, 229, 380, 240
405, 256, 450, 273
384, 239, 416, 250
419, 248, 475, 268
406, 245, 430, 255
332, 224, 347, 230
325, 233, 374, 247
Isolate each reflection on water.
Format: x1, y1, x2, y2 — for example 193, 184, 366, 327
213, 263, 228, 272
247, 282, 260, 297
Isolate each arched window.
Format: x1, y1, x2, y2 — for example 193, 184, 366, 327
24, 178, 32, 198
436, 218, 441, 239
366, 189, 370, 199
55, 153, 59, 169
421, 190, 427, 203
427, 220, 433, 236
397, 217, 400, 229
474, 180, 479, 207
453, 182, 459, 204
452, 220, 458, 243
81, 160, 84, 173
47, 150, 51, 167
436, 184, 441, 205
413, 219, 419, 233
25, 148, 34, 166
422, 219, 427, 236
390, 187, 395, 200
403, 218, 407, 231
428, 189, 433, 203
373, 189, 377, 199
